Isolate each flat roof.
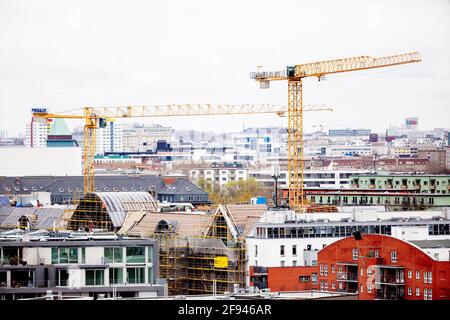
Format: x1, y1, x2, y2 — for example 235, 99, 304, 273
0, 238, 156, 247
409, 239, 450, 249
257, 219, 450, 228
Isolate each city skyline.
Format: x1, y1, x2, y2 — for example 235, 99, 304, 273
1, 0, 449, 136
1, 115, 448, 139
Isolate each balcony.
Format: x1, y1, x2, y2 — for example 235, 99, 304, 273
337, 288, 358, 294
252, 266, 268, 275
375, 275, 405, 285
375, 289, 405, 300
336, 272, 358, 282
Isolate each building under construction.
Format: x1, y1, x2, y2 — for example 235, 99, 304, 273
46, 191, 267, 296
0, 189, 266, 296
125, 204, 266, 295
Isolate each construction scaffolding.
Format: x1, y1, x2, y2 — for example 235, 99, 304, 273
66, 193, 113, 231
138, 208, 248, 296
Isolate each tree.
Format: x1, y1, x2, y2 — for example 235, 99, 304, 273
198, 177, 262, 205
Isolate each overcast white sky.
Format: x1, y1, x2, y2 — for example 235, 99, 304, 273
0, 0, 449, 136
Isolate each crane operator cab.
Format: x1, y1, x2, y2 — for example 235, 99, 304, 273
286, 66, 296, 78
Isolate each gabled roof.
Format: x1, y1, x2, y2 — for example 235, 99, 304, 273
127, 212, 213, 237
0, 207, 65, 229
158, 178, 208, 195
217, 204, 267, 239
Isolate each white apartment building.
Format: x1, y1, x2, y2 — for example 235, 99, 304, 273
25, 118, 49, 148
0, 231, 165, 300
189, 167, 249, 186
249, 169, 370, 189
325, 143, 373, 157
96, 121, 123, 154
246, 208, 450, 270
231, 128, 287, 164
122, 124, 173, 152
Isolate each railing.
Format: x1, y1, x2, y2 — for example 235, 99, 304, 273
336, 288, 358, 294
375, 291, 404, 300
252, 266, 268, 275
377, 275, 404, 284
336, 273, 358, 281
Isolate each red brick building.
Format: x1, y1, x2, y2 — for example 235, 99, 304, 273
250, 234, 450, 300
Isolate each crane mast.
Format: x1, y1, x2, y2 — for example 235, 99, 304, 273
251, 52, 422, 212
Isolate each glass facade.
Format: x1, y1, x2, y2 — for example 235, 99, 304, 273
51, 248, 79, 264
126, 247, 145, 264
257, 223, 450, 239
127, 267, 145, 284
85, 269, 104, 286
105, 247, 123, 264
147, 246, 153, 264
109, 268, 123, 285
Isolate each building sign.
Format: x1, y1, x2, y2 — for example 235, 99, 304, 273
32, 107, 48, 113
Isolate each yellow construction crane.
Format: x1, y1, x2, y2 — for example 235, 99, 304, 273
32, 103, 332, 194
250, 52, 422, 211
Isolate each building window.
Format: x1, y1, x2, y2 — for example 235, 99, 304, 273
280, 245, 285, 256
390, 250, 397, 263
109, 268, 123, 285
331, 264, 335, 273
58, 270, 69, 286
428, 272, 432, 284
424, 271, 428, 284
311, 273, 318, 284
324, 264, 328, 276
126, 267, 145, 284
360, 284, 364, 293
320, 264, 324, 276
147, 246, 153, 264
292, 260, 297, 267
338, 265, 343, 273
424, 288, 428, 300
85, 270, 104, 286
416, 287, 420, 296
148, 267, 154, 284
280, 261, 285, 267
292, 245, 297, 256
375, 250, 379, 258
126, 247, 145, 264
299, 276, 310, 282
352, 248, 358, 261
408, 287, 412, 296
332, 282, 335, 290
416, 271, 420, 280
408, 270, 412, 279
51, 248, 79, 264
104, 247, 123, 264
254, 245, 258, 257
367, 284, 372, 293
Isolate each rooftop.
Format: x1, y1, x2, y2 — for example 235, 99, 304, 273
409, 239, 450, 249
